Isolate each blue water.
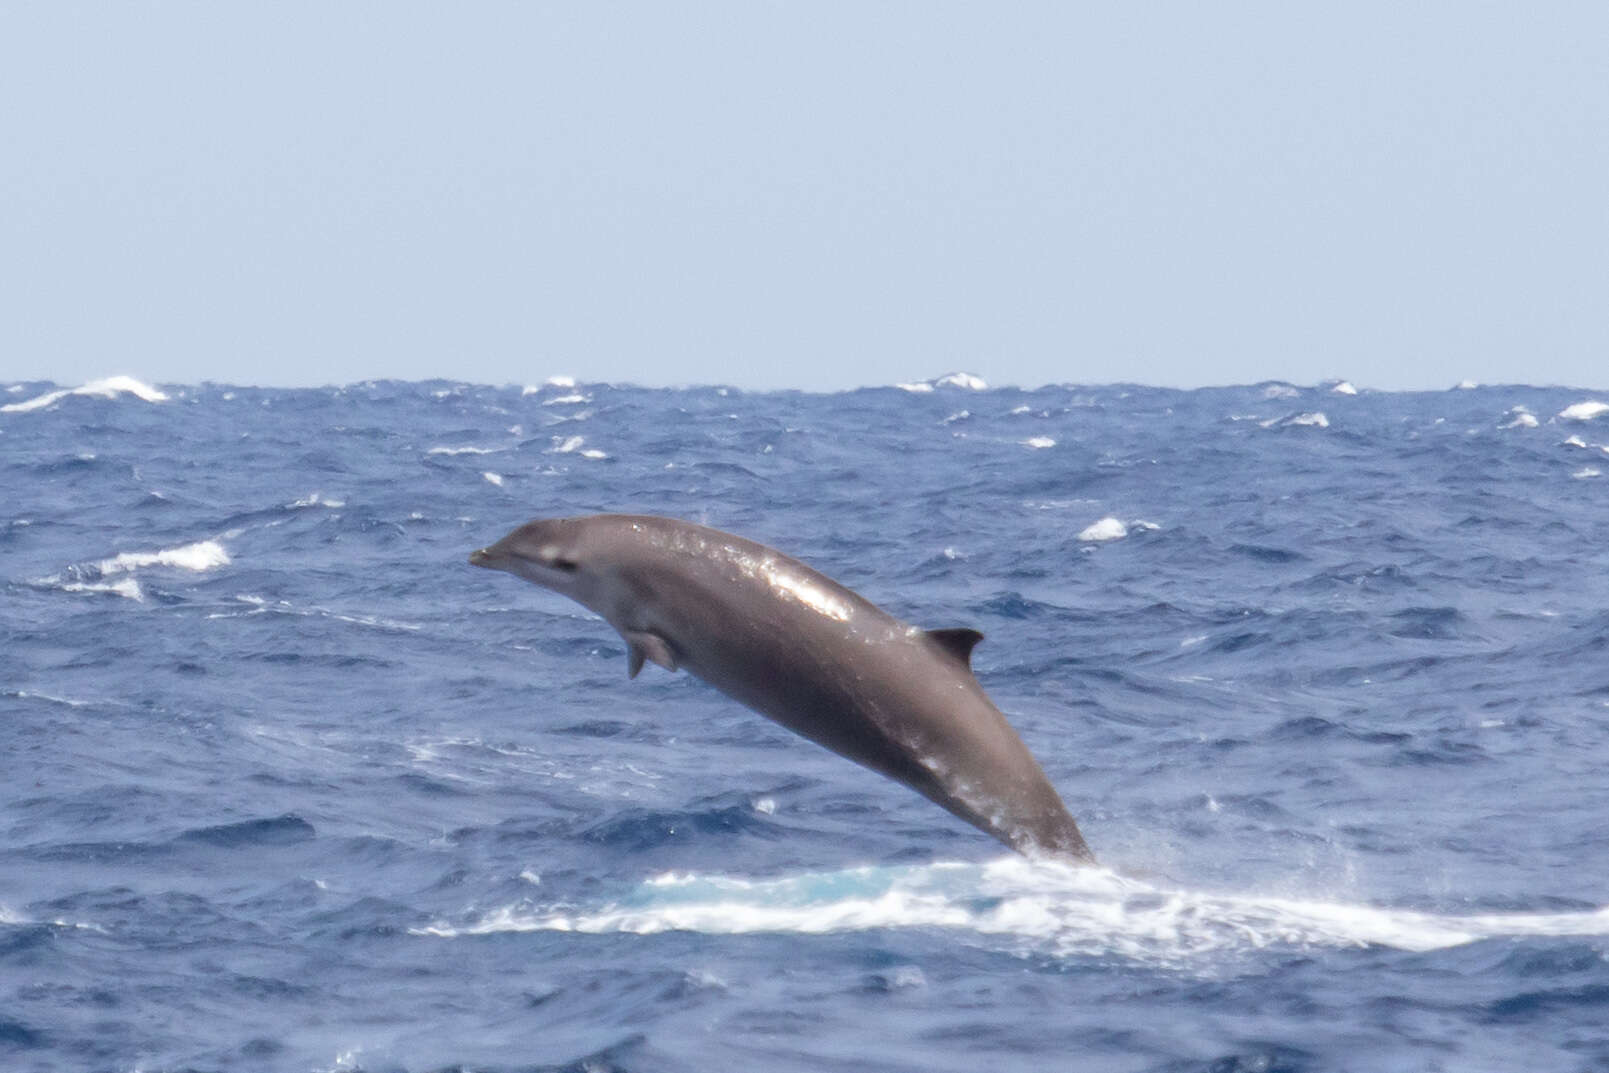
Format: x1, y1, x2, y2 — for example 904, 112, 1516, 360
4, 374, 1609, 1072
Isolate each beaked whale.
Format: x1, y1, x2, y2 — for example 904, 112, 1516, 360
469, 514, 1094, 862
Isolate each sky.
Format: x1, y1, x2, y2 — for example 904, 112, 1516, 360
3, 3, 1606, 392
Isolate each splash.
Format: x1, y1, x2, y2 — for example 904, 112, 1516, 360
413, 858, 1609, 965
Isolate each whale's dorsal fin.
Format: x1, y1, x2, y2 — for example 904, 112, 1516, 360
626, 630, 678, 678
924, 628, 984, 668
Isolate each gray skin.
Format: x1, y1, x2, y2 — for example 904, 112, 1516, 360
469, 514, 1093, 863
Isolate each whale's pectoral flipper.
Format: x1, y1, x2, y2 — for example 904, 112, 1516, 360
626, 629, 678, 678
924, 628, 984, 667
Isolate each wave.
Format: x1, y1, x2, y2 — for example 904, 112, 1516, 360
425, 445, 503, 456
175, 814, 316, 848
1078, 516, 1128, 543
412, 858, 1609, 964
288, 492, 345, 509
550, 435, 609, 459
1077, 517, 1159, 544
1262, 411, 1330, 429
2, 689, 98, 710
1558, 400, 1609, 421
58, 577, 146, 601
33, 537, 230, 602
96, 539, 229, 576
205, 593, 421, 633
522, 375, 577, 394
896, 371, 989, 393
1, 375, 169, 413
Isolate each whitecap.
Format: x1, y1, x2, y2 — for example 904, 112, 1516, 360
1573, 467, 1601, 479
290, 492, 345, 508
1455, 379, 1479, 390
62, 577, 145, 601
1558, 400, 1609, 422
1261, 384, 1300, 399
895, 380, 935, 394
1500, 408, 1539, 429
482, 472, 505, 487
550, 435, 608, 459
1078, 517, 1128, 543
1330, 381, 1358, 395
0, 903, 105, 933
935, 372, 988, 391
97, 539, 229, 576
426, 445, 501, 456
1023, 436, 1056, 449
521, 376, 578, 395
1262, 411, 1329, 429
541, 393, 590, 406
2, 375, 170, 413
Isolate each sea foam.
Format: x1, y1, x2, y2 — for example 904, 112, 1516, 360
411, 857, 1609, 964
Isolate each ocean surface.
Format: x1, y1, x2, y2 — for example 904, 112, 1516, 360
4, 373, 1609, 1073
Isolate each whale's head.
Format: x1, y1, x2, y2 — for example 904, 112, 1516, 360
470, 517, 594, 600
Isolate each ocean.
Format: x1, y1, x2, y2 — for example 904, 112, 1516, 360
3, 373, 1608, 1072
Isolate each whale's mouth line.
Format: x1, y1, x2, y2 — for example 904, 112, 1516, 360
468, 548, 495, 567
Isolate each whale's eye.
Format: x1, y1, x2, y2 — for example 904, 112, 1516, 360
551, 557, 579, 573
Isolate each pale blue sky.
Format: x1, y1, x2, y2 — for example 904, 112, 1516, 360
4, 3, 1605, 391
